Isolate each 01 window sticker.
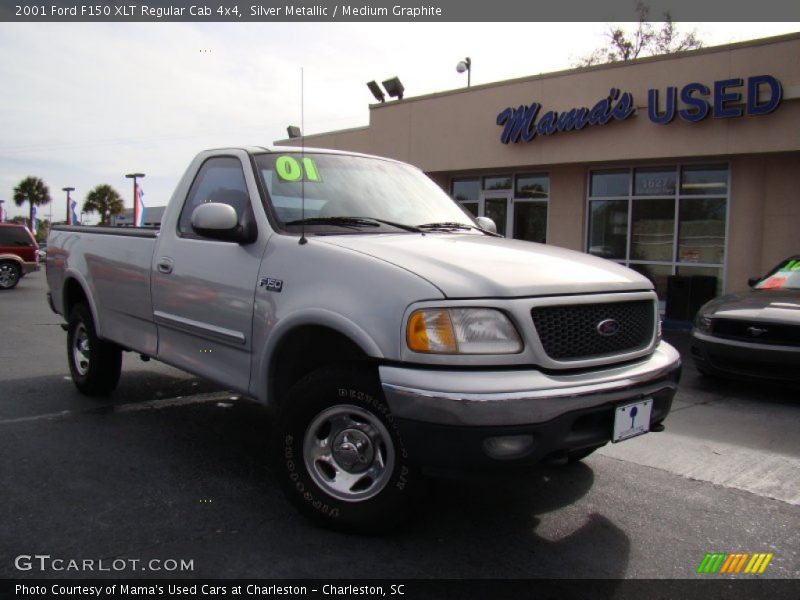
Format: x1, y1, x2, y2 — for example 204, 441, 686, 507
275, 156, 322, 182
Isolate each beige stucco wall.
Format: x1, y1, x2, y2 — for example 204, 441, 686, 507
284, 34, 800, 172
761, 156, 800, 273
547, 166, 586, 251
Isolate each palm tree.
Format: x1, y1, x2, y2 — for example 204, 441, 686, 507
83, 184, 124, 226
13, 176, 51, 226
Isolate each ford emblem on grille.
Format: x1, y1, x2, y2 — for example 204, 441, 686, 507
596, 318, 621, 336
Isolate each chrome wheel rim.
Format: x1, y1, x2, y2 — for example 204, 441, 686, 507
303, 404, 395, 503
72, 323, 91, 376
0, 264, 18, 288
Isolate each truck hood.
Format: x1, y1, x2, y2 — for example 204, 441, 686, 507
315, 233, 652, 298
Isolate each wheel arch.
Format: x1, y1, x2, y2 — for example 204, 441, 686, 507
62, 273, 101, 332
255, 310, 384, 408
0, 253, 24, 267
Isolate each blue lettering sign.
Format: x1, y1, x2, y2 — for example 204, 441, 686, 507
678, 83, 710, 122
648, 87, 676, 124
746, 75, 782, 116
501, 75, 781, 142
496, 88, 634, 144
496, 103, 540, 144
714, 78, 743, 119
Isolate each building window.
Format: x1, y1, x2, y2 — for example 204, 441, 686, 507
680, 165, 728, 196
483, 175, 512, 190
590, 169, 629, 197
451, 177, 480, 217
588, 200, 627, 259
634, 168, 677, 196
513, 173, 548, 243
515, 173, 549, 198
587, 164, 728, 304
631, 198, 674, 262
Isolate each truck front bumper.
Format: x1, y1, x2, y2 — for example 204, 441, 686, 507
379, 341, 681, 467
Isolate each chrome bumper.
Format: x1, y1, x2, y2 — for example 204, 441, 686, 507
380, 342, 681, 427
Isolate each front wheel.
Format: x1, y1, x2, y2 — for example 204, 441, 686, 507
274, 366, 421, 533
67, 302, 122, 396
0, 261, 21, 289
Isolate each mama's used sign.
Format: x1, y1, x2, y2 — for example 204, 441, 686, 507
496, 75, 782, 144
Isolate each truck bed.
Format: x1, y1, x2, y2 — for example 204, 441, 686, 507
47, 225, 159, 357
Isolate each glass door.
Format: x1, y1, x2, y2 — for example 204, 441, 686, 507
479, 191, 512, 237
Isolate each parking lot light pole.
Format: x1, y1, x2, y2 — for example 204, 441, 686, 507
62, 187, 75, 225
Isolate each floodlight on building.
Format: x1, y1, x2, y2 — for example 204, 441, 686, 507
382, 77, 404, 100
456, 57, 471, 87
287, 125, 302, 139
367, 80, 385, 103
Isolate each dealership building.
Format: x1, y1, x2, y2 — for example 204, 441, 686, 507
278, 33, 800, 312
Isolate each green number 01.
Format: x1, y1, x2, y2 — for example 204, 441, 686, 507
275, 156, 321, 182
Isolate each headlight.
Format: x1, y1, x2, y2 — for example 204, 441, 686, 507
695, 314, 713, 333
406, 308, 522, 354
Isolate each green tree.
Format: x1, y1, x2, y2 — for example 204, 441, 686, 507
83, 184, 124, 226
575, 2, 702, 67
13, 176, 52, 226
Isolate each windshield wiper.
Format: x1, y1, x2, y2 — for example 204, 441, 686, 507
417, 221, 497, 235
286, 216, 378, 228
285, 216, 422, 233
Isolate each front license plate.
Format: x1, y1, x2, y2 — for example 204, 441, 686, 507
612, 399, 653, 443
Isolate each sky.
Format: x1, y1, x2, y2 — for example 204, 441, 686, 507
1, 21, 798, 223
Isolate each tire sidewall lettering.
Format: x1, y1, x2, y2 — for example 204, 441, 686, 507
280, 376, 414, 523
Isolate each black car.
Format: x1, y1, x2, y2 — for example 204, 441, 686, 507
691, 255, 800, 383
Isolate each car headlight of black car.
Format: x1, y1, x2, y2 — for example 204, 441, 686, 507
694, 313, 713, 334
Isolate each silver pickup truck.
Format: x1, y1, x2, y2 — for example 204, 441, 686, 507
47, 147, 681, 531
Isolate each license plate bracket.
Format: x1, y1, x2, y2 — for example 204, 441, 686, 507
612, 399, 653, 443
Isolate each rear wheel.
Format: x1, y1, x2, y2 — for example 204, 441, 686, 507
0, 261, 21, 290
67, 302, 122, 396
274, 366, 420, 533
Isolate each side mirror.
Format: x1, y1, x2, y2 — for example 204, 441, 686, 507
475, 216, 497, 234
747, 276, 761, 288
191, 202, 244, 242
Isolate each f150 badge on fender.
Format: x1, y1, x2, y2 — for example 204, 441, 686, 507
259, 277, 283, 292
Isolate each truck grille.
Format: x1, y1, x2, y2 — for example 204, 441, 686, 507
531, 300, 655, 361
711, 319, 800, 347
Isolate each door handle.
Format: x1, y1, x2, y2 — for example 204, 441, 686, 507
157, 257, 173, 274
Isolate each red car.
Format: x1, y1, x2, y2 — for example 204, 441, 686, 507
0, 223, 40, 289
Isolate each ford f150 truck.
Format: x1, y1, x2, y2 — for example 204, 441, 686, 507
47, 147, 681, 531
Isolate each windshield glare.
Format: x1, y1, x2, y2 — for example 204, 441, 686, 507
755, 258, 800, 290
256, 153, 475, 232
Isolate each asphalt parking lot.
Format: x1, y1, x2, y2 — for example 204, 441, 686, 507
1, 271, 798, 581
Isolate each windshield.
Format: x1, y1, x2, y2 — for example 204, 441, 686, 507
754, 257, 800, 290
255, 152, 476, 233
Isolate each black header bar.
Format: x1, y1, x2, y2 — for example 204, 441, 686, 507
2, 0, 799, 22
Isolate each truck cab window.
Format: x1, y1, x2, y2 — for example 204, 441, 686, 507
178, 156, 249, 237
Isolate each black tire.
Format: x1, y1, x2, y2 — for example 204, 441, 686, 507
274, 366, 421, 533
67, 302, 122, 396
0, 261, 21, 290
